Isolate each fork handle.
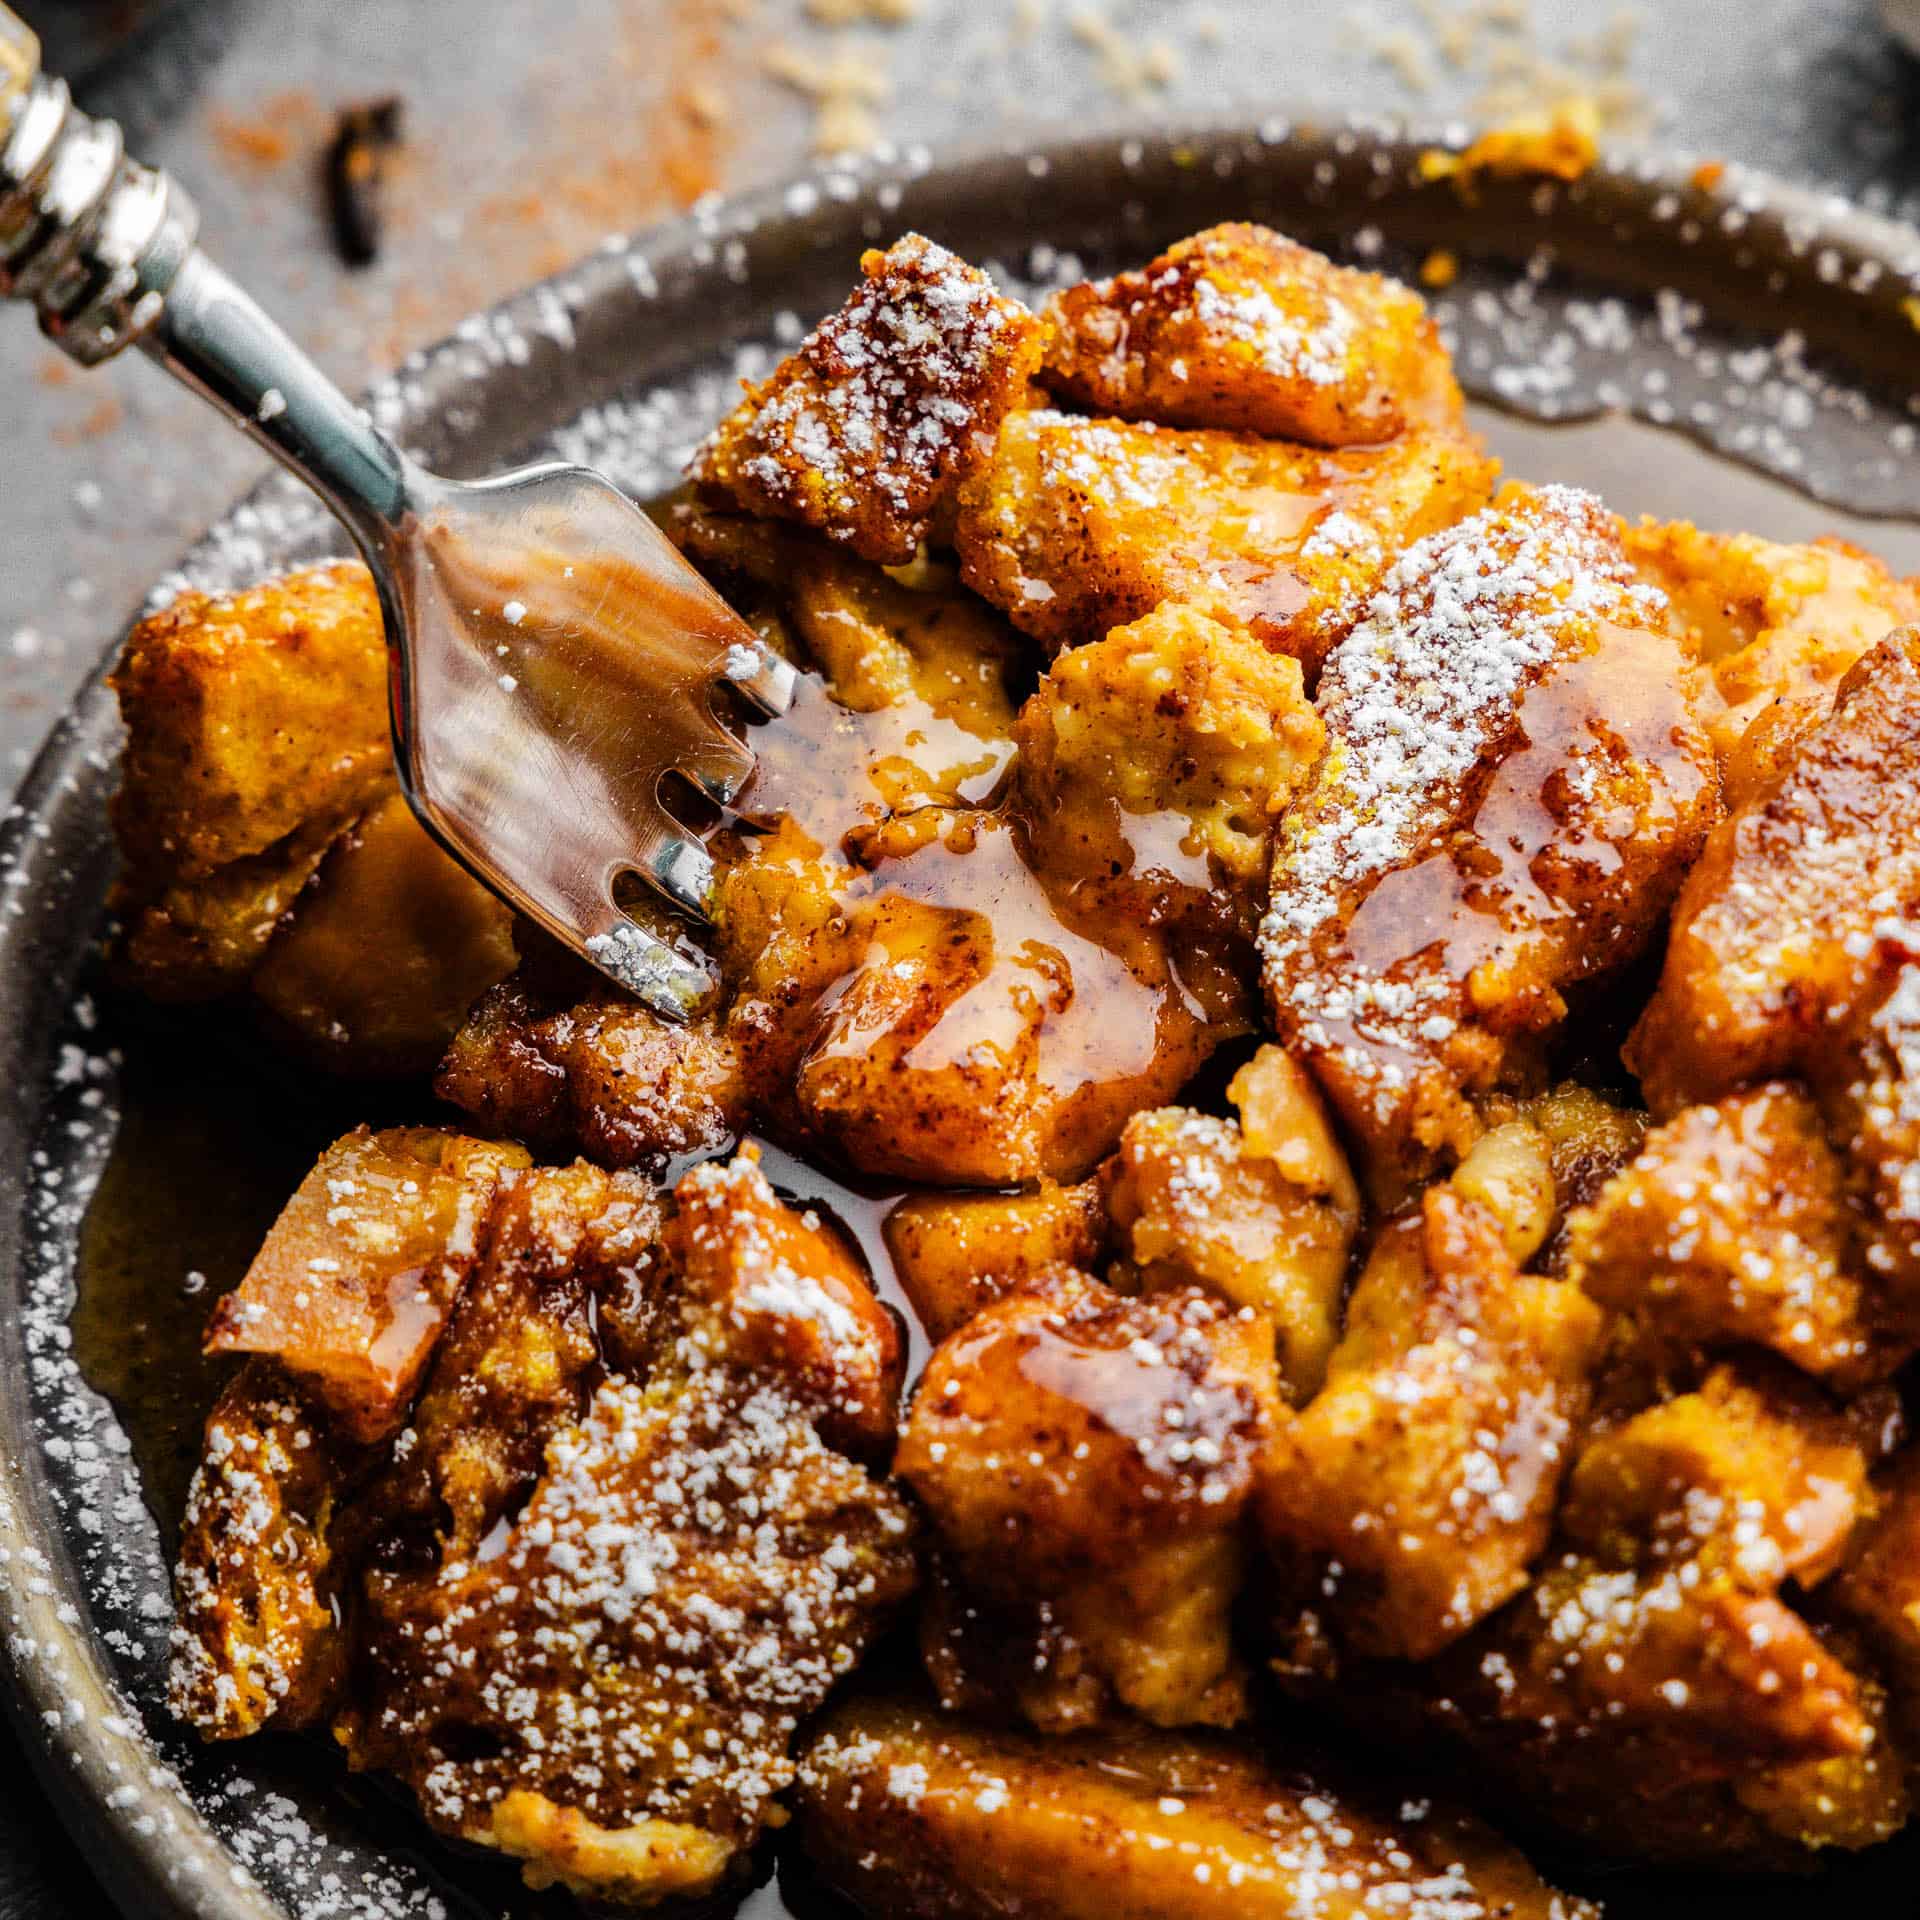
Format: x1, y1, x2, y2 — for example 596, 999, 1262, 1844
0, 13, 410, 557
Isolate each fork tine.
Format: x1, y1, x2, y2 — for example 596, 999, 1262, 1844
683, 738, 757, 808
686, 641, 793, 805
637, 831, 720, 921
581, 915, 717, 1017
724, 640, 799, 719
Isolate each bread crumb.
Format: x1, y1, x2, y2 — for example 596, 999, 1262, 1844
762, 38, 893, 152
1384, 2, 1653, 135
805, 0, 918, 20
1069, 3, 1182, 98
1420, 248, 1460, 289
1418, 98, 1602, 197
1369, 27, 1435, 95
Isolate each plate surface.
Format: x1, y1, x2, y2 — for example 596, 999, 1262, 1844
9, 117, 1920, 1920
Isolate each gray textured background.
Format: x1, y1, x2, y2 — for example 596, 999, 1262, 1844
4, 0, 1920, 1909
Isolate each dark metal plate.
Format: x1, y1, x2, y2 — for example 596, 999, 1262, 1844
7, 117, 1920, 1920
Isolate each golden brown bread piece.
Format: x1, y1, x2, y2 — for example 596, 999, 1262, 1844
1831, 1449, 1920, 1756
899, 1269, 1282, 1732
1627, 629, 1920, 1116
796, 1697, 1598, 1920
203, 1126, 529, 1443
353, 1160, 657, 1565
335, 1149, 917, 1903
444, 510, 1245, 1191
692, 233, 1047, 566
671, 504, 1025, 752
664, 1148, 905, 1459
1808, 954, 1920, 1315
720, 807, 1236, 1186
1102, 1045, 1360, 1401
1625, 519, 1920, 772
1486, 1081, 1648, 1275
180, 1140, 916, 1903
109, 563, 392, 998
1014, 602, 1324, 941
167, 1360, 361, 1740
1040, 222, 1465, 445
346, 1365, 917, 1900
250, 789, 517, 1077
1262, 485, 1718, 1200
953, 407, 1497, 667
1567, 1084, 1881, 1386
108, 562, 519, 1059
480, 1793, 732, 1906
1558, 1364, 1867, 1589
882, 1179, 1108, 1343
1260, 1128, 1605, 1660
157, 217, 1920, 1891
1322, 1366, 1900, 1870
435, 967, 749, 1166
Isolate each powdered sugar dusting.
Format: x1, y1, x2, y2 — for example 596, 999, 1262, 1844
1259, 485, 1666, 1078
1190, 265, 1360, 388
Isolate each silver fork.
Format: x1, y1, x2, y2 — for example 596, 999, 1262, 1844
0, 8, 793, 1020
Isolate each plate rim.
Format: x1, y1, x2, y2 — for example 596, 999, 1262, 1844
7, 109, 1920, 1919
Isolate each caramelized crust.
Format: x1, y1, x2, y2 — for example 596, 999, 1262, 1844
168, 1361, 359, 1740
1817, 956, 1920, 1310
1559, 1366, 1865, 1582
357, 1161, 655, 1564
1261, 1138, 1605, 1660
443, 515, 1242, 1192
1262, 485, 1718, 1198
1487, 1081, 1648, 1275
899, 1269, 1282, 1731
954, 408, 1496, 666
203, 1126, 529, 1443
1103, 1045, 1360, 1401
797, 1699, 1597, 1920
721, 808, 1231, 1186
335, 1152, 916, 1900
1831, 1450, 1920, 1753
436, 969, 748, 1166
1568, 1085, 1878, 1385
109, 563, 392, 997
693, 233, 1047, 565
1628, 629, 1920, 1115
665, 1149, 904, 1459
1041, 222, 1464, 444
347, 1368, 917, 1895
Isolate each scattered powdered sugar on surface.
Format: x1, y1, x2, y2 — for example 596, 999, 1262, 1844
1190, 265, 1359, 388
377, 1364, 909, 1838
691, 230, 1041, 558
801, 1717, 1533, 1920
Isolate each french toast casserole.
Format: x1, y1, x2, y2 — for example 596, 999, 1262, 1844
104, 220, 1920, 1911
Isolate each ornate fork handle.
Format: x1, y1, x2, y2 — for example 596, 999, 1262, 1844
0, 9, 769, 1023
0, 17, 410, 564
